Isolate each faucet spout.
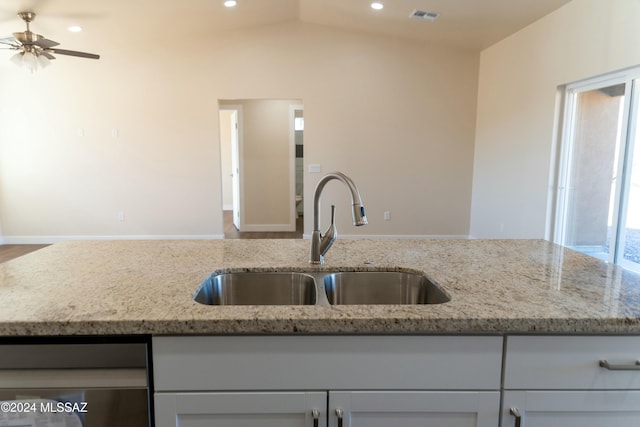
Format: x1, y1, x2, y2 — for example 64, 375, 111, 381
309, 172, 367, 264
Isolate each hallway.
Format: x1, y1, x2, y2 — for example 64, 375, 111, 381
223, 211, 303, 239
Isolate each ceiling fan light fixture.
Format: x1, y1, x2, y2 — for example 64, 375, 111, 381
21, 51, 38, 73
10, 51, 24, 66
37, 53, 51, 68
10, 49, 51, 73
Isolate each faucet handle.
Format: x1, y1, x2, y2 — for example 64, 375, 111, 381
320, 205, 337, 256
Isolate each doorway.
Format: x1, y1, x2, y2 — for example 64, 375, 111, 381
219, 107, 241, 230
219, 99, 304, 237
554, 69, 640, 272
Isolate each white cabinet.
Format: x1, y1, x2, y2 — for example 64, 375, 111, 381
153, 335, 640, 427
503, 390, 640, 427
155, 392, 326, 427
329, 391, 498, 427
156, 390, 499, 427
502, 335, 640, 427
153, 336, 503, 427
153, 336, 502, 391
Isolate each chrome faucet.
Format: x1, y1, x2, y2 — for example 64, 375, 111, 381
309, 172, 368, 264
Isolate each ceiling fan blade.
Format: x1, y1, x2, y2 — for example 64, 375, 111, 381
40, 50, 55, 60
49, 48, 99, 60
0, 36, 21, 47
33, 37, 59, 48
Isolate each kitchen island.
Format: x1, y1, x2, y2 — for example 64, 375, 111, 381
0, 238, 639, 336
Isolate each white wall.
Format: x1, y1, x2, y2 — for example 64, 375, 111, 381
0, 20, 479, 241
471, 0, 640, 238
4, 2, 637, 243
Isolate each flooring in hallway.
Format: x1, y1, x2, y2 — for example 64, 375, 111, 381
224, 211, 303, 239
0, 244, 50, 263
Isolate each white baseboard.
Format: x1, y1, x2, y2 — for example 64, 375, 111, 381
302, 234, 470, 240
240, 224, 296, 232
1, 235, 225, 244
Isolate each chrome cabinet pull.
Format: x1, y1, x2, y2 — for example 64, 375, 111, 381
335, 408, 343, 427
510, 407, 522, 427
312, 409, 319, 427
599, 360, 640, 370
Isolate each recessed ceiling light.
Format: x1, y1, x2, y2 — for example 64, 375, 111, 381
224, 0, 237, 7
371, 2, 384, 10
67, 25, 82, 33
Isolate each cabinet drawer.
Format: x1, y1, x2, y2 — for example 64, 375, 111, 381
505, 335, 640, 389
153, 335, 503, 391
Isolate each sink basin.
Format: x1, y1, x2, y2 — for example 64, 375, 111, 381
194, 270, 450, 306
323, 271, 450, 305
194, 272, 317, 305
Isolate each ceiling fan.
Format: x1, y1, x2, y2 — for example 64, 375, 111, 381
0, 11, 99, 72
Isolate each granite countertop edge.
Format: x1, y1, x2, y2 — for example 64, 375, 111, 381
3, 318, 640, 337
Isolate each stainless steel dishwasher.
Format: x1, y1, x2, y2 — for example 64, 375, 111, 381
0, 339, 151, 427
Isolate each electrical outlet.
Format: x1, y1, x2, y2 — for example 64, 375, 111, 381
117, 211, 125, 222
384, 211, 391, 221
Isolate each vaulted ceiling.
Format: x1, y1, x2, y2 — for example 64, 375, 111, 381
0, 0, 572, 54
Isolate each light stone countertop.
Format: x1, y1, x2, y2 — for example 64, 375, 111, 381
1, 239, 640, 336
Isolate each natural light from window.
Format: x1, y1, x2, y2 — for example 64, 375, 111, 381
555, 71, 640, 273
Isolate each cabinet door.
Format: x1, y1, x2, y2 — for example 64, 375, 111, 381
329, 391, 500, 427
503, 390, 640, 427
155, 391, 326, 427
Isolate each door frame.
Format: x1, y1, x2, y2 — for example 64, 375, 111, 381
219, 104, 244, 232
290, 104, 304, 226
552, 70, 635, 267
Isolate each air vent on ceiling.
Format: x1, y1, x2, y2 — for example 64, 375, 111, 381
409, 9, 440, 21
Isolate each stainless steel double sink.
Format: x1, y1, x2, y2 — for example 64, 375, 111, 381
193, 270, 450, 306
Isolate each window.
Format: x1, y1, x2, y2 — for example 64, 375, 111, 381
554, 68, 640, 272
